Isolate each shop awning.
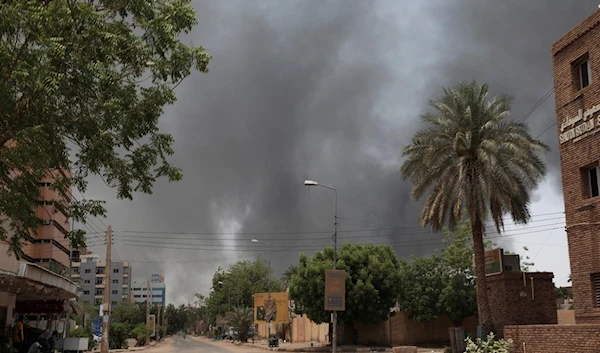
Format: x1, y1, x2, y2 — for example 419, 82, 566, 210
0, 262, 79, 302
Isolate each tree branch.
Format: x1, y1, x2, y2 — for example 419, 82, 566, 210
3, 36, 30, 83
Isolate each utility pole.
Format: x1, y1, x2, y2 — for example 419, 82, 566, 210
100, 225, 112, 353
163, 316, 168, 339
146, 280, 151, 345
157, 305, 162, 341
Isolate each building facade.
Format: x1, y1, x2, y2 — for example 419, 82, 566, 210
553, 8, 600, 324
22, 173, 73, 274
131, 276, 166, 306
72, 254, 131, 307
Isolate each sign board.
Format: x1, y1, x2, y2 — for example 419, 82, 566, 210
148, 314, 156, 337
472, 248, 503, 276
559, 104, 600, 144
253, 292, 289, 324
324, 269, 346, 311
151, 274, 164, 283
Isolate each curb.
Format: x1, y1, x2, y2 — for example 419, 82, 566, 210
245, 343, 392, 352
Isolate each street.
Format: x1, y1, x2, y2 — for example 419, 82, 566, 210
146, 336, 266, 353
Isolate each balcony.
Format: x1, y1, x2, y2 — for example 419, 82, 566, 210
95, 284, 105, 289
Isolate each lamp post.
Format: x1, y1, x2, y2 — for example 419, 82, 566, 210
218, 280, 223, 339
304, 179, 338, 353
251, 238, 273, 340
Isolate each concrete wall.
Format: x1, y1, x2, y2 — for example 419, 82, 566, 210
505, 324, 600, 353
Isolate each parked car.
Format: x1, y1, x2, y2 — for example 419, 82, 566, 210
93, 334, 101, 343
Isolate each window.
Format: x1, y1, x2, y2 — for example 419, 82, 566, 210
113, 269, 119, 273
84, 269, 91, 274
84, 290, 90, 295
96, 268, 105, 274
580, 60, 591, 89
95, 289, 103, 296
134, 295, 141, 298
589, 166, 600, 198
95, 278, 104, 285
112, 290, 118, 295
112, 301, 117, 305
95, 299, 102, 305
84, 280, 91, 284
593, 273, 600, 307
112, 279, 119, 284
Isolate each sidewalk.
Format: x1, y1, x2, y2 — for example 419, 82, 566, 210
194, 336, 444, 353
91, 337, 167, 353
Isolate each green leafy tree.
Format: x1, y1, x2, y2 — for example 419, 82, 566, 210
130, 323, 152, 346
164, 304, 189, 335
281, 265, 297, 291
0, 0, 211, 257
109, 322, 129, 349
226, 307, 253, 342
111, 302, 146, 331
290, 243, 401, 326
205, 258, 281, 324
398, 220, 477, 326
400, 81, 548, 333
397, 255, 444, 322
439, 221, 477, 326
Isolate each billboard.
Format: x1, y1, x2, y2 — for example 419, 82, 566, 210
324, 270, 346, 311
472, 248, 503, 276
148, 314, 156, 337
253, 292, 289, 324
151, 274, 164, 283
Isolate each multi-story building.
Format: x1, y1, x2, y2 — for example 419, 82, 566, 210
22, 173, 73, 274
131, 275, 166, 306
71, 254, 132, 308
553, 8, 600, 324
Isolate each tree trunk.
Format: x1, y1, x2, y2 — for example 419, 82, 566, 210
471, 217, 494, 335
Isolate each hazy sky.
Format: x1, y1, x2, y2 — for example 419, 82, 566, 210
80, 0, 597, 304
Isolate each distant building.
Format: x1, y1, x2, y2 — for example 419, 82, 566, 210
131, 275, 166, 306
72, 254, 132, 308
22, 173, 73, 274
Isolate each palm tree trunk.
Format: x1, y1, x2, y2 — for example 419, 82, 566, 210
471, 216, 494, 335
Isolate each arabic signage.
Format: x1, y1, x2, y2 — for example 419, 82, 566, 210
324, 269, 346, 311
253, 292, 289, 324
559, 104, 600, 144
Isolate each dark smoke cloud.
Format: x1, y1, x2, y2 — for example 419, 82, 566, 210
81, 0, 597, 304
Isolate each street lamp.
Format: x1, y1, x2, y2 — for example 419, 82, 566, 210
303, 179, 338, 353
217, 281, 224, 338
250, 238, 274, 339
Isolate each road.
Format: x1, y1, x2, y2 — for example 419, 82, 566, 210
147, 336, 264, 353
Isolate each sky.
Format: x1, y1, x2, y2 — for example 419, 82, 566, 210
79, 0, 598, 305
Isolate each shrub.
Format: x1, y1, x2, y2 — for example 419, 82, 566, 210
68, 325, 96, 350
109, 323, 129, 349
464, 332, 513, 353
131, 323, 152, 346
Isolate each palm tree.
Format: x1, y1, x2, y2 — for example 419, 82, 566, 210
226, 306, 254, 342
280, 265, 297, 291
400, 81, 548, 333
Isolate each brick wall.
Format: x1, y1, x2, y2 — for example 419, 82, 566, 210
552, 7, 600, 324
505, 325, 600, 353
486, 272, 557, 337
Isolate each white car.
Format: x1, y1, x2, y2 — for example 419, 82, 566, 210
93, 334, 101, 343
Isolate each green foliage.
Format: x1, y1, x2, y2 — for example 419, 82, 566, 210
556, 286, 572, 299
68, 319, 97, 350
290, 243, 401, 325
398, 220, 477, 325
130, 323, 152, 346
109, 322, 129, 350
206, 257, 281, 324
226, 307, 253, 342
464, 332, 513, 353
0, 0, 211, 257
281, 265, 297, 291
112, 302, 146, 331
400, 81, 548, 331
164, 304, 190, 335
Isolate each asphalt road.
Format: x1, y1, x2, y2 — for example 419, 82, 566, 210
167, 336, 234, 353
